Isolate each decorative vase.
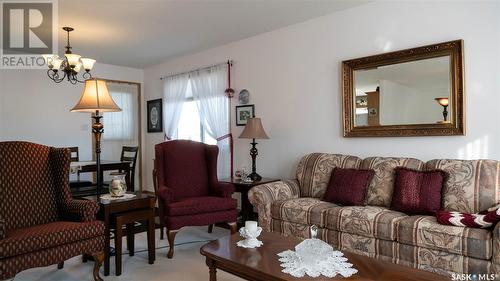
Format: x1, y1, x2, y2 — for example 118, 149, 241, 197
109, 172, 127, 197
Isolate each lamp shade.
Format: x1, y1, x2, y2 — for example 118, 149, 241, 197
435, 97, 449, 106
239, 118, 269, 139
71, 79, 122, 113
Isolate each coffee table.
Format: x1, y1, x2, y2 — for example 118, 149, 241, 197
200, 231, 449, 281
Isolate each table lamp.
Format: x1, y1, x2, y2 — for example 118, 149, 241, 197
434, 97, 449, 123
71, 79, 121, 198
239, 118, 269, 182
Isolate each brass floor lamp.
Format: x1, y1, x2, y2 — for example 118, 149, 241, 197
71, 79, 121, 198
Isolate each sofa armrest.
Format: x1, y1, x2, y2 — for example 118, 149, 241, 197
493, 221, 500, 273
248, 179, 300, 231
0, 218, 5, 239
59, 199, 100, 222
211, 182, 235, 198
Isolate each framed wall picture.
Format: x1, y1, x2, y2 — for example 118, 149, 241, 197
236, 104, 255, 126
147, 99, 163, 133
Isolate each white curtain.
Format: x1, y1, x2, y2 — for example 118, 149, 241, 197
163, 74, 189, 139
102, 82, 139, 186
190, 65, 231, 179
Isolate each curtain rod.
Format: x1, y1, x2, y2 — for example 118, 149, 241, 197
159, 60, 233, 80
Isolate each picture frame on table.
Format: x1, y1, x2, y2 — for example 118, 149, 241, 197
147, 99, 163, 133
236, 104, 255, 126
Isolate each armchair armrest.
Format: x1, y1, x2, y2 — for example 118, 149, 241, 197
211, 182, 235, 198
0, 218, 5, 239
248, 179, 300, 231
493, 221, 500, 273
59, 199, 100, 222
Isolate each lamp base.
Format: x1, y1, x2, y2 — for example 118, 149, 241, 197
248, 172, 262, 182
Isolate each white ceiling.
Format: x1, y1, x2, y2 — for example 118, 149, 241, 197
58, 0, 370, 68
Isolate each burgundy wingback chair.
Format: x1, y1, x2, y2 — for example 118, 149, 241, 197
0, 141, 105, 281
153, 140, 237, 258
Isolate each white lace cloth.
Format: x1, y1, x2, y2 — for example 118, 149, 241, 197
277, 238, 358, 278
100, 193, 136, 200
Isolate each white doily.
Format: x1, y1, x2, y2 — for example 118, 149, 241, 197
100, 193, 136, 200
277, 238, 358, 278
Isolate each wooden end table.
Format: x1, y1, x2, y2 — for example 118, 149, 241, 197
221, 178, 279, 227
96, 192, 156, 276
200, 231, 450, 281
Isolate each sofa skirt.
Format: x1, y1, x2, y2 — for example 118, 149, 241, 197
271, 218, 493, 276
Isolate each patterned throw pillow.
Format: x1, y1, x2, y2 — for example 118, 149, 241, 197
391, 167, 447, 215
436, 204, 500, 228
323, 167, 375, 206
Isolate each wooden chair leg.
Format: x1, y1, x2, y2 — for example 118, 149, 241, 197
57, 261, 64, 269
160, 224, 164, 240
208, 224, 214, 233
91, 251, 104, 281
167, 230, 178, 259
228, 222, 237, 234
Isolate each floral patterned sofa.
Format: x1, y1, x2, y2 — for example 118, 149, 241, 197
248, 153, 500, 275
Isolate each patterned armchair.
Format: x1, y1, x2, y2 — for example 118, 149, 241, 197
154, 140, 238, 258
0, 141, 105, 281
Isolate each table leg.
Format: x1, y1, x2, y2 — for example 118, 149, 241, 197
207, 259, 217, 281
104, 209, 110, 276
241, 190, 252, 223
126, 223, 135, 256
115, 218, 123, 276
147, 211, 155, 264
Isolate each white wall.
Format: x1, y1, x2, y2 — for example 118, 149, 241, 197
0, 63, 144, 185
141, 1, 499, 191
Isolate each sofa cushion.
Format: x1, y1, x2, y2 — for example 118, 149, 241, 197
296, 153, 361, 198
0, 220, 105, 259
323, 168, 374, 206
324, 205, 407, 241
166, 196, 237, 217
396, 216, 492, 260
391, 167, 447, 215
361, 157, 425, 207
271, 197, 337, 227
426, 159, 500, 213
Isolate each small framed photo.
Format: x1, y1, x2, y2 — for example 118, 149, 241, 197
236, 105, 255, 126
147, 99, 163, 133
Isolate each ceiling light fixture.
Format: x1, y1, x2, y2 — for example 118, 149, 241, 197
43, 27, 96, 84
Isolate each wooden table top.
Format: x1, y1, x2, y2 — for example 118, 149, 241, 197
221, 178, 280, 186
200, 231, 449, 281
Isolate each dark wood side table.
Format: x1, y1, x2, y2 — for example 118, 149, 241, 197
221, 178, 279, 227
97, 192, 156, 276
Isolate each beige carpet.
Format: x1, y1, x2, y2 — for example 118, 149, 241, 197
14, 226, 244, 281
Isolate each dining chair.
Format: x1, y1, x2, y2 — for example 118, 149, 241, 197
121, 146, 139, 189
68, 146, 94, 189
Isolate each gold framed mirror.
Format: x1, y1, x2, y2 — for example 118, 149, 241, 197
342, 40, 465, 137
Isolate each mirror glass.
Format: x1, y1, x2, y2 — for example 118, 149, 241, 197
353, 56, 451, 127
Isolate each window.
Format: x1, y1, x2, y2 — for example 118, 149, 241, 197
175, 81, 216, 145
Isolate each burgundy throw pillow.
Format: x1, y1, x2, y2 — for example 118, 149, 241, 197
323, 167, 375, 206
391, 167, 447, 215
436, 204, 500, 228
